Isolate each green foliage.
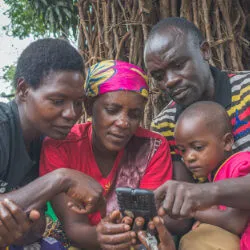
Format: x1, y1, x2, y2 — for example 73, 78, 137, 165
3, 0, 48, 38
2, 64, 16, 85
3, 0, 79, 39
1, 64, 16, 100
0, 65, 16, 101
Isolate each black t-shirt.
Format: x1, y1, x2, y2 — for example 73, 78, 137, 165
0, 100, 43, 193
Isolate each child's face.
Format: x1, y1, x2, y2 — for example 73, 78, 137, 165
175, 116, 229, 178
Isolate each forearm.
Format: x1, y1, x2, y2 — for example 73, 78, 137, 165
211, 176, 250, 209
194, 208, 228, 231
66, 224, 100, 249
194, 207, 249, 235
1, 168, 73, 212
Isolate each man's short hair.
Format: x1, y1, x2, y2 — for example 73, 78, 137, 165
149, 17, 205, 47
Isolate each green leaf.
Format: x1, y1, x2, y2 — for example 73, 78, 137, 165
56, 1, 68, 7
3, 0, 78, 38
49, 8, 55, 26
63, 8, 72, 19
55, 6, 62, 24
40, 0, 48, 6
2, 65, 16, 83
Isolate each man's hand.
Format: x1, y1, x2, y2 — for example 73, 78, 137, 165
137, 217, 176, 250
65, 170, 106, 217
154, 180, 217, 218
0, 199, 40, 247
96, 210, 136, 250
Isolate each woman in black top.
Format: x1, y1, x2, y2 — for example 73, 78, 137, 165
0, 38, 105, 247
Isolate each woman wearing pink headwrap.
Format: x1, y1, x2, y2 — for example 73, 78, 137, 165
39, 60, 173, 249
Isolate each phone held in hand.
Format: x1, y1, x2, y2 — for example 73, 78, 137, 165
116, 187, 157, 224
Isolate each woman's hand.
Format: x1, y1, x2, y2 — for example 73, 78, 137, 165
96, 210, 137, 249
0, 199, 40, 247
62, 169, 106, 217
138, 217, 176, 250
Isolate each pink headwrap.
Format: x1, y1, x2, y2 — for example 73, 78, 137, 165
84, 60, 149, 98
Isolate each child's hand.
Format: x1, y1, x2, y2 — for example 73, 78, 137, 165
192, 220, 201, 230
137, 216, 176, 250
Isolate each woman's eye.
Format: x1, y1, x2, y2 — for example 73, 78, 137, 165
105, 108, 118, 115
51, 99, 64, 106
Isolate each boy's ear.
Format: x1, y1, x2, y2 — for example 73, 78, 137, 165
223, 132, 234, 152
16, 78, 30, 102
200, 41, 211, 61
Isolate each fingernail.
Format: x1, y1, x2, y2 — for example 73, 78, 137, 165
130, 231, 136, 237
159, 217, 164, 223
158, 207, 165, 216
131, 238, 137, 244
136, 221, 144, 227
122, 217, 131, 224
4, 198, 10, 203
124, 224, 130, 230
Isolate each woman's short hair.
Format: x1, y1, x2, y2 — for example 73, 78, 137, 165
14, 38, 84, 89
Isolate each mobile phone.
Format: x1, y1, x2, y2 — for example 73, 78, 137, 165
116, 187, 157, 225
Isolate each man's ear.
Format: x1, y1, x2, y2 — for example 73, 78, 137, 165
200, 41, 211, 61
223, 132, 234, 152
16, 78, 30, 102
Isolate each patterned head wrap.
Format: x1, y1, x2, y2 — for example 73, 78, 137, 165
84, 60, 149, 98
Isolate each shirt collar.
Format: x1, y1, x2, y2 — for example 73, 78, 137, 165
175, 66, 231, 121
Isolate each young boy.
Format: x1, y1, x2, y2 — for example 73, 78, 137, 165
174, 101, 250, 250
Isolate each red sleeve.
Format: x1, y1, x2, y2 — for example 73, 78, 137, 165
139, 137, 173, 190
39, 138, 69, 176
231, 153, 250, 178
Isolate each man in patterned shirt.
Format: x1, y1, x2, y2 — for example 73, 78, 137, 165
144, 17, 250, 250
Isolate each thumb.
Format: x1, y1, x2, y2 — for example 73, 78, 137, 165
158, 207, 167, 217
154, 183, 167, 204
29, 209, 41, 222
109, 210, 123, 223
82, 196, 106, 216
154, 183, 168, 215
192, 221, 201, 230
